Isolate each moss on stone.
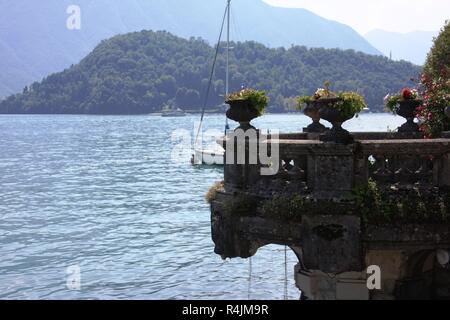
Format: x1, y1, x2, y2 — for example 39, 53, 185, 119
217, 178, 450, 226
260, 194, 304, 222
223, 194, 258, 216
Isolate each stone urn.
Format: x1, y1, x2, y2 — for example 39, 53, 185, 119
445, 105, 450, 120
226, 99, 259, 130
303, 101, 327, 133
318, 98, 355, 144
396, 99, 422, 132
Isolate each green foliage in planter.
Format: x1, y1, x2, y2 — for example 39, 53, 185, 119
226, 88, 269, 116
295, 96, 313, 111
383, 87, 421, 114
335, 92, 367, 118
384, 95, 401, 113
296, 81, 366, 117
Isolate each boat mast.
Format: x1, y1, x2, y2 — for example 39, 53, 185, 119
225, 0, 231, 132
226, 0, 230, 97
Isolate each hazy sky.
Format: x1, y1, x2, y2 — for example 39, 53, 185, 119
263, 0, 449, 34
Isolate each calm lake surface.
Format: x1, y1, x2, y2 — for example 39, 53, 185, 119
0, 113, 404, 299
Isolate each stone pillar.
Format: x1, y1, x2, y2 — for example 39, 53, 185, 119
295, 265, 369, 300
307, 143, 355, 199
224, 128, 261, 189
434, 152, 450, 187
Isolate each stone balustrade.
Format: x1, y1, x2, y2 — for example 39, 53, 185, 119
219, 131, 450, 198
211, 127, 450, 300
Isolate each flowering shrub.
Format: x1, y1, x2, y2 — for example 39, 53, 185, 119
417, 21, 450, 138
416, 69, 450, 138
226, 88, 269, 116
424, 21, 450, 80
384, 86, 421, 114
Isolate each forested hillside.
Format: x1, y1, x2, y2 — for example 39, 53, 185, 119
0, 30, 421, 114
0, 0, 381, 97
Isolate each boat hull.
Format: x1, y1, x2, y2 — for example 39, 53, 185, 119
193, 148, 224, 165
161, 113, 186, 117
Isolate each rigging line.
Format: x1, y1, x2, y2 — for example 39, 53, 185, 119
230, 8, 238, 43
230, 7, 243, 44
248, 256, 252, 300
194, 2, 228, 147
284, 246, 288, 300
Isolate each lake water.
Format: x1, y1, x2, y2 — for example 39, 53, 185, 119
0, 113, 405, 299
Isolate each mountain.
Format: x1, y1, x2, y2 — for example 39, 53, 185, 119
365, 29, 439, 65
0, 30, 421, 114
0, 0, 381, 98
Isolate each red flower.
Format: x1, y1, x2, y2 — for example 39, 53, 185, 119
401, 87, 412, 100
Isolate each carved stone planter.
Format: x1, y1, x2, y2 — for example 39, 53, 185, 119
445, 105, 450, 120
225, 99, 259, 130
318, 98, 355, 144
303, 101, 327, 133
396, 99, 422, 132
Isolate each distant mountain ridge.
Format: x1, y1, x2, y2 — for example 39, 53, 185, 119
0, 30, 420, 115
0, 0, 381, 98
365, 29, 438, 65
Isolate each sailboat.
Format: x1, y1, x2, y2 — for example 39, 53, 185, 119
161, 107, 186, 117
191, 0, 232, 166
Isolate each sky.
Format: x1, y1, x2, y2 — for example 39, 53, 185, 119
263, 0, 450, 34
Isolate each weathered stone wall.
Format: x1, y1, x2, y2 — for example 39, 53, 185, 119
211, 131, 450, 299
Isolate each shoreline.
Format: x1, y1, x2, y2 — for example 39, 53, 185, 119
0, 111, 381, 116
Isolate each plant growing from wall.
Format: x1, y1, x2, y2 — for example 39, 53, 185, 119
352, 179, 450, 225
206, 181, 224, 204
223, 194, 258, 216
260, 194, 304, 222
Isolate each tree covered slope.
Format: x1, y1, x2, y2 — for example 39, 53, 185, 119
0, 30, 421, 114
0, 0, 381, 98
